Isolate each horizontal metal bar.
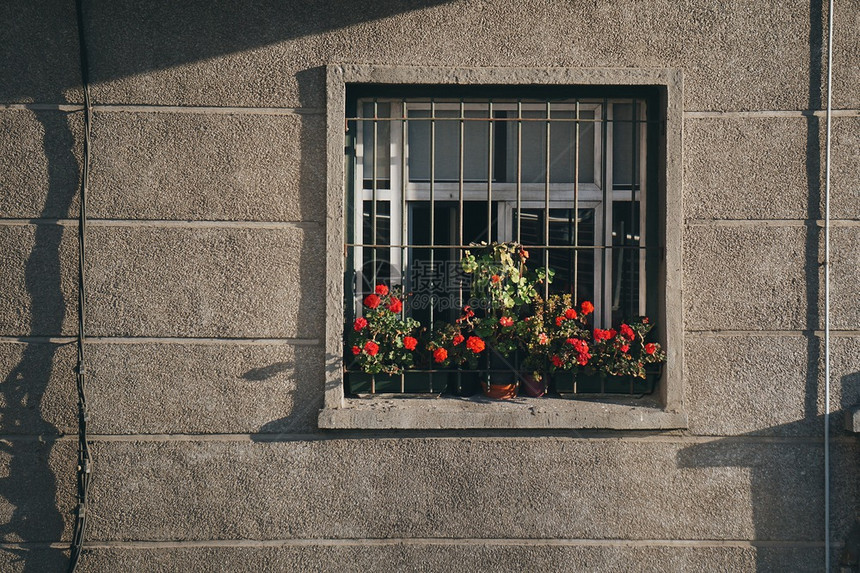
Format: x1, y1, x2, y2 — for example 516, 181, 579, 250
347, 243, 657, 250
348, 116, 654, 124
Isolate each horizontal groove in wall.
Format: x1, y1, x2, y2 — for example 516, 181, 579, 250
4, 104, 858, 118
0, 103, 325, 115
686, 219, 860, 227
0, 103, 83, 112
62, 433, 841, 444
0, 538, 832, 551
685, 109, 860, 118
687, 330, 860, 337
0, 336, 320, 345
0, 218, 321, 229
2, 433, 854, 444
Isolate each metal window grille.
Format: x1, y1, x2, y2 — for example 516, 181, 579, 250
344, 94, 659, 396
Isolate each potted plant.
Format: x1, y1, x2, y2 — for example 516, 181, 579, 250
425, 306, 485, 396
586, 316, 666, 393
345, 284, 423, 394
459, 242, 552, 399
524, 295, 595, 395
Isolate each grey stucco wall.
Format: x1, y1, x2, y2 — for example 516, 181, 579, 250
0, 1, 858, 571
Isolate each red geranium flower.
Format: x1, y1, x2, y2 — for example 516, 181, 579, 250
466, 336, 485, 354
375, 284, 389, 295
555, 316, 565, 327
594, 329, 611, 341
351, 346, 361, 355
576, 352, 591, 366
538, 333, 549, 345
403, 336, 417, 350
499, 316, 514, 327
433, 348, 448, 363
550, 355, 564, 368
363, 341, 379, 356
620, 344, 630, 353
353, 317, 368, 331
387, 297, 403, 313
364, 294, 381, 309
608, 329, 618, 339
567, 338, 588, 353
620, 324, 635, 341
644, 343, 658, 355
490, 274, 501, 283
452, 334, 465, 346
564, 308, 578, 320
580, 301, 594, 315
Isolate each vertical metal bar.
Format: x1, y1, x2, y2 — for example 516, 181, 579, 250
401, 100, 408, 394
371, 100, 379, 289
370, 100, 378, 395
458, 100, 465, 393
573, 100, 580, 304
544, 100, 551, 300
429, 100, 436, 330
516, 100, 522, 244
601, 98, 609, 326
630, 99, 638, 318
487, 101, 494, 242
459, 100, 465, 250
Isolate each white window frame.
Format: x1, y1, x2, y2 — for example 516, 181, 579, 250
352, 99, 646, 328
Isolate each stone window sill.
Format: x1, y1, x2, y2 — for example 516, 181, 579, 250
319, 395, 687, 430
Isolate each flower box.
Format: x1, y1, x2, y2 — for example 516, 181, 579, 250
347, 371, 454, 395
553, 364, 662, 395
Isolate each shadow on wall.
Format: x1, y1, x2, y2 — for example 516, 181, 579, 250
0, 109, 79, 569
677, 365, 860, 571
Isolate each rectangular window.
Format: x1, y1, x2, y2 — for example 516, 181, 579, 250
345, 94, 657, 396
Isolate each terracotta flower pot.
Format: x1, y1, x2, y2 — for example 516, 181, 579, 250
482, 381, 517, 400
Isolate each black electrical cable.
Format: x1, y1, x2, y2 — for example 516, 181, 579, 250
68, 0, 92, 570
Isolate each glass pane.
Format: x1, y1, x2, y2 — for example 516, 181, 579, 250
407, 109, 489, 182
511, 110, 594, 184
611, 201, 641, 322
513, 207, 596, 303
360, 200, 391, 296
407, 201, 495, 326
612, 103, 639, 188
361, 102, 391, 189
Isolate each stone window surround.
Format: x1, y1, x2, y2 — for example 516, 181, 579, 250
320, 64, 685, 430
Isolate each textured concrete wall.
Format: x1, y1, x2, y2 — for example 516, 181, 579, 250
0, 1, 858, 571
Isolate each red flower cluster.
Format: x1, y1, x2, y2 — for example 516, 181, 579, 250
388, 297, 403, 313
433, 348, 448, 363
550, 355, 564, 368
466, 336, 485, 354
363, 341, 379, 356
490, 274, 501, 283
403, 336, 417, 351
351, 346, 361, 355
555, 316, 565, 327
564, 337, 591, 366
594, 329, 612, 341
363, 294, 381, 309
452, 334, 465, 346
644, 343, 658, 355
353, 317, 368, 331
620, 324, 635, 341
580, 300, 594, 315
499, 316, 514, 327
375, 284, 389, 295
564, 308, 578, 320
